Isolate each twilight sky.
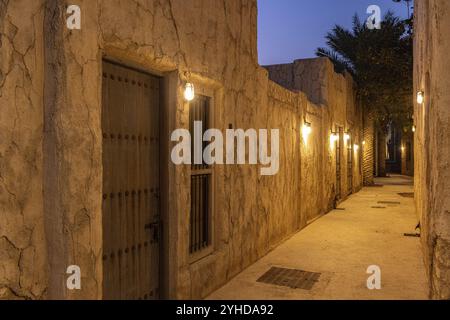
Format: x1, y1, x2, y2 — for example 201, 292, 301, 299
258, 0, 412, 65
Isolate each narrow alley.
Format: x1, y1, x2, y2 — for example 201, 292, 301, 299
208, 175, 428, 300
3, 0, 450, 304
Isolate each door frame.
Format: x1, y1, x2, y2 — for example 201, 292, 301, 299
101, 57, 166, 300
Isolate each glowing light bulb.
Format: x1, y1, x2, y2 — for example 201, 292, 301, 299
417, 91, 424, 104
330, 133, 338, 144
302, 122, 312, 143
412, 125, 416, 133
344, 133, 350, 141
184, 83, 195, 101
354, 144, 359, 151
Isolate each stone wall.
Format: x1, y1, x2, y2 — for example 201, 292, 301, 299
1, 0, 364, 299
414, 0, 450, 299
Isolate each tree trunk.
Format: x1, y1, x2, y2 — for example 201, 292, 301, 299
377, 130, 387, 177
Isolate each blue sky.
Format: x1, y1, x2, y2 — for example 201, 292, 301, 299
258, 0, 412, 65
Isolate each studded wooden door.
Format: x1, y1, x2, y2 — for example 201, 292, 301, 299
102, 61, 160, 300
347, 134, 353, 195
336, 127, 343, 200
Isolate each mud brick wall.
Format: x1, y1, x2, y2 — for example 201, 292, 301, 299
0, 0, 364, 299
414, 0, 450, 299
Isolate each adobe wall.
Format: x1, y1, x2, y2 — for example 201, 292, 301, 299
414, 0, 450, 299
266, 58, 364, 201
0, 0, 47, 299
1, 0, 364, 299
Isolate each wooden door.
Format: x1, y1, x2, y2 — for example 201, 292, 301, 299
102, 61, 161, 300
336, 127, 343, 200
347, 134, 353, 195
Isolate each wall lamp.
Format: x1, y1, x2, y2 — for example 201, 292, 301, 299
354, 144, 360, 151
302, 122, 312, 143
184, 82, 195, 101
330, 132, 339, 144
344, 133, 351, 142
417, 91, 424, 105
412, 125, 416, 133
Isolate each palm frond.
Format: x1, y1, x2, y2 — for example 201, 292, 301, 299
316, 48, 352, 74
315, 9, 413, 125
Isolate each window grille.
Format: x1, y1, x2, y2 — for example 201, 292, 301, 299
189, 95, 212, 254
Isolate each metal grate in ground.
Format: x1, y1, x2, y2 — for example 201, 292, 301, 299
404, 233, 420, 238
377, 201, 401, 207
257, 267, 321, 290
378, 201, 401, 204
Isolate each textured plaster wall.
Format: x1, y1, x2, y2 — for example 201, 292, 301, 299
414, 0, 450, 299
265, 58, 364, 203
43, 0, 103, 300
1, 0, 364, 300
0, 0, 48, 299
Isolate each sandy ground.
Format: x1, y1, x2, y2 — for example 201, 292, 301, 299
207, 175, 429, 300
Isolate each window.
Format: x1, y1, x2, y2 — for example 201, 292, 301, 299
189, 95, 213, 256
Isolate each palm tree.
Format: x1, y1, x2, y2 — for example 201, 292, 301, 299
393, 0, 413, 19
316, 12, 413, 177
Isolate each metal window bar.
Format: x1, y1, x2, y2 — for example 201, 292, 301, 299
189, 95, 212, 254
190, 174, 211, 253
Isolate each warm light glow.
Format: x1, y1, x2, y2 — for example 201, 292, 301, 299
354, 144, 359, 151
184, 83, 195, 101
417, 91, 424, 104
330, 133, 338, 144
362, 140, 366, 146
344, 133, 350, 142
302, 122, 312, 143
401, 145, 406, 153
412, 125, 416, 133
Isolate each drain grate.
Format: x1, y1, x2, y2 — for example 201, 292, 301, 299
257, 267, 321, 290
398, 193, 414, 198
404, 233, 420, 238
378, 201, 401, 205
